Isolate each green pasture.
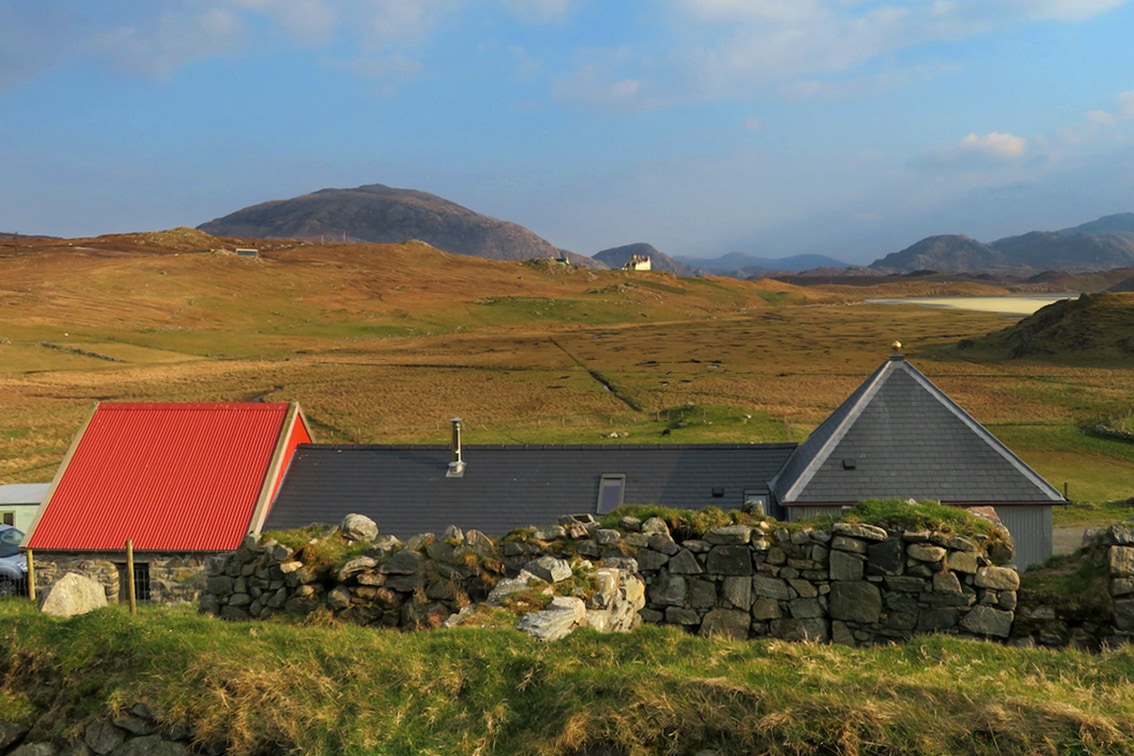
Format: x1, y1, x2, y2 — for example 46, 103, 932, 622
3, 601, 1134, 755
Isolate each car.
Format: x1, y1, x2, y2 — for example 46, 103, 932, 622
0, 524, 27, 598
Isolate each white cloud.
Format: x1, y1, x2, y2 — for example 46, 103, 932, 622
911, 131, 1029, 172
959, 131, 1028, 159
1015, 0, 1128, 21
94, 9, 245, 78
549, 0, 1132, 110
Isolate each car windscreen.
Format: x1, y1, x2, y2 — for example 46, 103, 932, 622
0, 528, 24, 558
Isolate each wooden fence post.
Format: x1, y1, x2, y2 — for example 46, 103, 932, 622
26, 549, 35, 602
126, 540, 136, 616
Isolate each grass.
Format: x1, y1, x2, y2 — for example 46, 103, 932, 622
838, 499, 1008, 543
1018, 551, 1113, 618
3, 601, 1134, 754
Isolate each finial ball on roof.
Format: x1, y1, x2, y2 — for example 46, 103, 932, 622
891, 340, 902, 351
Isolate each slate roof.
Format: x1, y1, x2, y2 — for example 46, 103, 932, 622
265, 443, 797, 539
24, 402, 312, 552
769, 354, 1065, 506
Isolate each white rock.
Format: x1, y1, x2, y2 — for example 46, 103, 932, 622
40, 572, 108, 617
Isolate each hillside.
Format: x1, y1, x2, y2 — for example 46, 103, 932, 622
959, 292, 1134, 362
198, 184, 601, 268
2, 227, 1133, 505
592, 242, 702, 276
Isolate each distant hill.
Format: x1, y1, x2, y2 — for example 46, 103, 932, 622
198, 184, 602, 268
960, 292, 1134, 361
870, 214, 1134, 274
675, 252, 848, 277
592, 243, 702, 276
869, 235, 1002, 274
1055, 212, 1134, 240
1108, 275, 1134, 293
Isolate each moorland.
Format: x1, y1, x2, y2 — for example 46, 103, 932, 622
4, 228, 1134, 754
2, 228, 1133, 506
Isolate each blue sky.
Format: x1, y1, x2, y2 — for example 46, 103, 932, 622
2, 0, 1133, 264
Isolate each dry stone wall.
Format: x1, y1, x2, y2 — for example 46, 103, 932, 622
1012, 524, 1134, 650
202, 513, 1021, 646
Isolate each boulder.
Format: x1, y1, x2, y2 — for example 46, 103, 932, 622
340, 513, 378, 542
40, 572, 108, 618
524, 556, 572, 584
517, 596, 586, 641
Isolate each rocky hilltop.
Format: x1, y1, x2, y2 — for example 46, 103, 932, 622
198, 184, 601, 267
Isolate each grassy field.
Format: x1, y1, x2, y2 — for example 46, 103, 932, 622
2, 231, 1133, 508
3, 601, 1134, 755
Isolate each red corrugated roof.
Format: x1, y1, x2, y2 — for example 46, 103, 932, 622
26, 402, 301, 552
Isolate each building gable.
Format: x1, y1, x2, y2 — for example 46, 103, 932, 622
770, 355, 1064, 506
25, 402, 311, 553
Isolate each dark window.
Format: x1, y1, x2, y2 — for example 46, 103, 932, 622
1, 511, 13, 526
597, 474, 626, 514
117, 562, 152, 602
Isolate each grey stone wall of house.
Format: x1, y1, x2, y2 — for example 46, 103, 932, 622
30, 552, 209, 605
200, 514, 1024, 646
1012, 524, 1134, 651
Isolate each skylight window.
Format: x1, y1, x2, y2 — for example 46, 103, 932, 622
597, 474, 625, 514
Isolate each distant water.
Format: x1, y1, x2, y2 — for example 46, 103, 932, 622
865, 294, 1078, 315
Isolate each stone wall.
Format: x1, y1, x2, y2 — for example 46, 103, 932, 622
202, 513, 1021, 647
1012, 524, 1134, 650
0, 703, 197, 755
32, 552, 208, 606
200, 523, 644, 641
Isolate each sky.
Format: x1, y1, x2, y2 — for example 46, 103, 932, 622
2, 1, 1134, 265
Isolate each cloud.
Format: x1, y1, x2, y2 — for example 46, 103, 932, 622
501, 0, 575, 23
1055, 91, 1134, 145
552, 48, 665, 110
959, 131, 1028, 159
0, 0, 466, 87
549, 0, 1132, 110
911, 131, 1029, 171
93, 9, 245, 78
1018, 0, 1129, 21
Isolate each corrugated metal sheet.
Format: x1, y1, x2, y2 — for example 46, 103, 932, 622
26, 403, 295, 552
994, 505, 1053, 570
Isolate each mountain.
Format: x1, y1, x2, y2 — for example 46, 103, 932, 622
869, 235, 1006, 273
675, 252, 848, 277
1055, 212, 1134, 240
198, 184, 602, 268
592, 243, 702, 276
870, 215, 1134, 274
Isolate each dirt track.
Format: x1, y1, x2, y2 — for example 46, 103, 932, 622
1053, 526, 1091, 555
